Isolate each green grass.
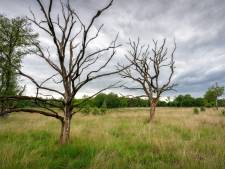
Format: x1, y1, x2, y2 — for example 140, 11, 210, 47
0, 108, 225, 169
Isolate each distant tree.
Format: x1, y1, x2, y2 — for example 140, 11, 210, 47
157, 100, 168, 107
0, 15, 37, 113
119, 97, 128, 107
94, 93, 106, 108
174, 94, 195, 107
101, 99, 107, 108
105, 93, 120, 108
218, 99, 225, 107
182, 95, 195, 107
127, 97, 148, 107
127, 98, 140, 107
173, 95, 206, 107
0, 0, 127, 144
174, 95, 183, 107
204, 83, 224, 110
195, 97, 205, 107
119, 39, 176, 122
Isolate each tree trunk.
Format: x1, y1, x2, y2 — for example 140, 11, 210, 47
60, 117, 71, 144
216, 97, 218, 110
149, 98, 158, 122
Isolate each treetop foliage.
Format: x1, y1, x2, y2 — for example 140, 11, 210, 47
204, 85, 224, 102
0, 15, 38, 96
0, 15, 38, 112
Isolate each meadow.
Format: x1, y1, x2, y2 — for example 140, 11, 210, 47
0, 108, 225, 169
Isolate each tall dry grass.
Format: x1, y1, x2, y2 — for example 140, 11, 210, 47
0, 107, 225, 169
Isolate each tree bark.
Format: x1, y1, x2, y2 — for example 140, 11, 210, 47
60, 117, 71, 144
216, 97, 218, 110
149, 98, 158, 122
59, 96, 73, 144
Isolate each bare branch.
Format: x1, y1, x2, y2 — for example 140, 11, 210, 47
0, 108, 63, 121
17, 69, 64, 96
119, 38, 177, 100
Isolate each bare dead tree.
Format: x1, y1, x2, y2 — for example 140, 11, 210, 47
118, 38, 177, 122
0, 0, 127, 144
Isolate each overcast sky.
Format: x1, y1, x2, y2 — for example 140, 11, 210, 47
0, 0, 225, 98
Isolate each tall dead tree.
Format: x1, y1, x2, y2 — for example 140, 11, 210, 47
119, 39, 176, 122
0, 0, 126, 144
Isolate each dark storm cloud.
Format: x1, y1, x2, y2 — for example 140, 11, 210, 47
0, 0, 225, 98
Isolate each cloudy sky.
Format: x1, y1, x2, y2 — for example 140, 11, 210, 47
1, 0, 225, 98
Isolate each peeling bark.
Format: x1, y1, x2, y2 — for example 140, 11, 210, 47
60, 117, 71, 144
149, 98, 158, 122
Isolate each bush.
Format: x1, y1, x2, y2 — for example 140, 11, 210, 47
91, 107, 106, 115
221, 109, 225, 116
80, 106, 91, 115
205, 102, 212, 108
100, 107, 107, 114
193, 108, 199, 114
200, 107, 206, 112
92, 107, 101, 115
100, 100, 107, 115
80, 105, 106, 116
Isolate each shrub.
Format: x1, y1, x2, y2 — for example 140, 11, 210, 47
91, 107, 106, 115
200, 107, 206, 112
80, 106, 91, 115
221, 109, 225, 116
193, 108, 199, 114
92, 107, 101, 115
100, 107, 107, 114
100, 100, 107, 115
205, 103, 212, 108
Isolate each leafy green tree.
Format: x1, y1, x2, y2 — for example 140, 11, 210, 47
94, 93, 107, 108
158, 101, 168, 107
195, 98, 205, 107
218, 99, 225, 107
204, 84, 224, 110
100, 100, 107, 114
105, 93, 120, 108
0, 15, 37, 112
119, 97, 128, 107
127, 97, 148, 107
174, 94, 195, 107
101, 99, 107, 108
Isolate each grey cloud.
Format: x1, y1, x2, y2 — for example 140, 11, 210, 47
0, 0, 225, 98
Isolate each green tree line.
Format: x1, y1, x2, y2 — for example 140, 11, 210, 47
14, 91, 225, 109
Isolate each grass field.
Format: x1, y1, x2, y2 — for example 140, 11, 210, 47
0, 107, 225, 169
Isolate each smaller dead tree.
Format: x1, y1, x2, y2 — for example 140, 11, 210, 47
119, 39, 177, 122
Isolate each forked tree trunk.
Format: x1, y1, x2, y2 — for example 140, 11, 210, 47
60, 117, 71, 144
149, 98, 158, 122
